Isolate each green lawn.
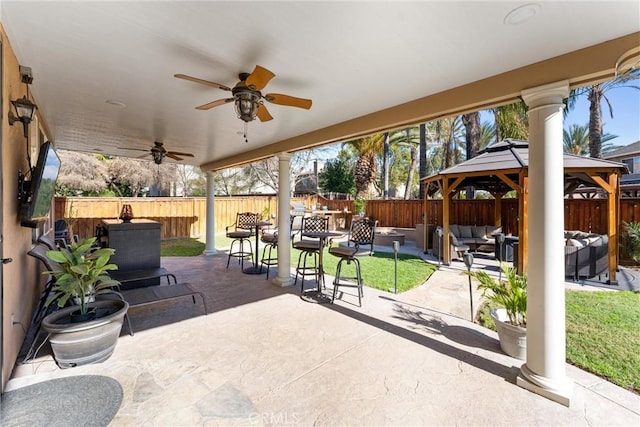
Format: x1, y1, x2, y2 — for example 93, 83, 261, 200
291, 247, 435, 293
565, 290, 640, 393
161, 236, 435, 293
479, 290, 640, 393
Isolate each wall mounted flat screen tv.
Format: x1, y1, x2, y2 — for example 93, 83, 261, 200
20, 141, 61, 228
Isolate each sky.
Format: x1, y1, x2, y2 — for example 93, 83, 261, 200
564, 86, 640, 146
312, 82, 640, 170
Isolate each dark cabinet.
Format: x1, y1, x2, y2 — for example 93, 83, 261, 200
100, 219, 161, 273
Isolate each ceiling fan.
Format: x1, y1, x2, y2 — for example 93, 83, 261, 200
119, 141, 194, 165
175, 65, 312, 123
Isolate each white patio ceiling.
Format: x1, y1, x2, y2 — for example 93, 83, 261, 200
1, 1, 639, 170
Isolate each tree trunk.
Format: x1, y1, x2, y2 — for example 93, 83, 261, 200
419, 123, 427, 200
462, 112, 480, 199
588, 85, 604, 159
404, 143, 418, 199
382, 132, 389, 199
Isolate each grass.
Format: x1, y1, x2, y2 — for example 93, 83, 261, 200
161, 238, 205, 256
291, 247, 435, 293
479, 290, 640, 393
565, 290, 640, 393
161, 236, 435, 293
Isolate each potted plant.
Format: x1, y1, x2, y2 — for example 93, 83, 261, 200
621, 221, 640, 263
467, 263, 527, 360
42, 237, 129, 368
353, 198, 366, 217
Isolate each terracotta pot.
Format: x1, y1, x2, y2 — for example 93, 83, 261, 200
42, 299, 128, 369
491, 308, 527, 360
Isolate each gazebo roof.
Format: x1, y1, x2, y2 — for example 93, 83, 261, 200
422, 139, 628, 195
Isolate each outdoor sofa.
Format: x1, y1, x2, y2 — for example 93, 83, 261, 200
564, 230, 608, 280
432, 224, 503, 261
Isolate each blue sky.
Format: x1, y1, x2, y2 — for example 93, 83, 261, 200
564, 86, 640, 146
315, 83, 640, 166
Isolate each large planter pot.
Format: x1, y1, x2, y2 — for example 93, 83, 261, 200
491, 308, 527, 360
42, 299, 129, 369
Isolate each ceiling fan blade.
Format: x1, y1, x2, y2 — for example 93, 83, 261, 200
165, 153, 184, 161
245, 65, 275, 90
136, 153, 151, 159
119, 147, 151, 152
174, 74, 231, 91
265, 93, 312, 109
256, 103, 273, 122
167, 151, 194, 157
196, 98, 234, 110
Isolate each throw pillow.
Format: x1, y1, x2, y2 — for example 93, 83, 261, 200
458, 225, 472, 239
471, 226, 486, 238
449, 224, 459, 236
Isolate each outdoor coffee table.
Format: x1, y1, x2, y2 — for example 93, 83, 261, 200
299, 230, 343, 303
243, 221, 272, 274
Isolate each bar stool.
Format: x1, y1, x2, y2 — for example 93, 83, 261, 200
226, 212, 258, 270
328, 218, 377, 306
293, 215, 328, 292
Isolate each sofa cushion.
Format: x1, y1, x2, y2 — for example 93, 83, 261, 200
471, 226, 486, 238
449, 231, 460, 245
449, 224, 459, 236
458, 225, 472, 238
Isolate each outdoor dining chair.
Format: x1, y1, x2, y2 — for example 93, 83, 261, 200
292, 215, 329, 292
328, 217, 377, 306
226, 212, 259, 270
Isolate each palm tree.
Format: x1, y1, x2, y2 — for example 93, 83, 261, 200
568, 71, 639, 158
563, 123, 619, 156
462, 112, 481, 160
342, 133, 385, 199
492, 102, 529, 142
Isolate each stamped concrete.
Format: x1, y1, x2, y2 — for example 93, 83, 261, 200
7, 244, 639, 426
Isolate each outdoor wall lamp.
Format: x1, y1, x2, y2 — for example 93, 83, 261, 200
463, 252, 475, 322
8, 96, 37, 138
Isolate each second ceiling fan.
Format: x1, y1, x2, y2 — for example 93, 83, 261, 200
175, 65, 312, 123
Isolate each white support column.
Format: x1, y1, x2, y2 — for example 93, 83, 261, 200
203, 171, 217, 256
518, 81, 572, 406
273, 152, 294, 287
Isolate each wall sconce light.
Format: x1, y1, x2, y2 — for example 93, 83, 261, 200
8, 96, 37, 138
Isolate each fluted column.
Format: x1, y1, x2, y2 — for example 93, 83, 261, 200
273, 153, 294, 287
203, 171, 217, 256
518, 80, 572, 406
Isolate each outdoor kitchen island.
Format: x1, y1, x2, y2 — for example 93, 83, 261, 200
100, 218, 162, 288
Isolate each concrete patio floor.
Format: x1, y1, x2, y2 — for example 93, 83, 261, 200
7, 243, 640, 426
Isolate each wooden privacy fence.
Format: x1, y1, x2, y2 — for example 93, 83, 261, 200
56, 196, 640, 244
55, 196, 316, 240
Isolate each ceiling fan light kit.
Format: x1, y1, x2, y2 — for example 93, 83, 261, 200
118, 141, 194, 165
175, 64, 312, 133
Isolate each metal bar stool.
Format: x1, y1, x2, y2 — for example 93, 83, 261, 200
226, 212, 258, 270
293, 215, 329, 292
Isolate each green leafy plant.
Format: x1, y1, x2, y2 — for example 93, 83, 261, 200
466, 263, 527, 327
45, 237, 121, 315
621, 221, 640, 263
353, 198, 366, 214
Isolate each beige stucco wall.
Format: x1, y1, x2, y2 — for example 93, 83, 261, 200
2, 24, 51, 388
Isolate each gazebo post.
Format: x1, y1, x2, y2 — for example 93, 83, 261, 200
493, 191, 505, 227
610, 172, 620, 283
518, 172, 529, 275
442, 178, 451, 265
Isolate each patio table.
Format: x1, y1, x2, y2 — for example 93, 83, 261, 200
243, 221, 272, 274
299, 230, 343, 303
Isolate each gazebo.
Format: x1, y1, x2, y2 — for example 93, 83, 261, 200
421, 139, 628, 281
